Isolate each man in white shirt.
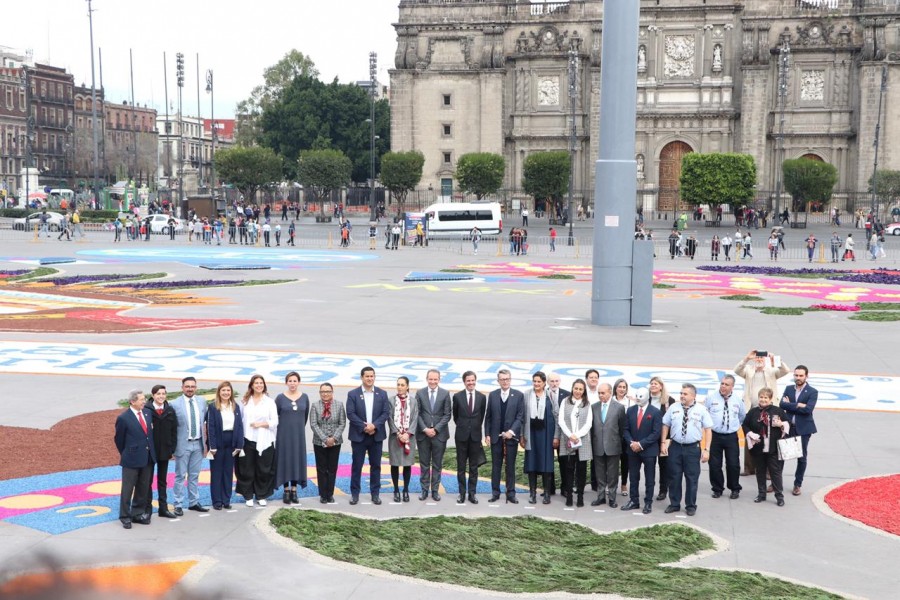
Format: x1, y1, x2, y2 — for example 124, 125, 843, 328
346, 367, 390, 505
171, 377, 209, 516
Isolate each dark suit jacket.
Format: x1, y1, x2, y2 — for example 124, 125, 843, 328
346, 386, 390, 443
779, 384, 818, 436
206, 404, 245, 451
149, 402, 178, 461
742, 406, 789, 455
484, 388, 525, 440
415, 386, 452, 442
115, 408, 156, 468
623, 404, 662, 457
452, 389, 487, 443
549, 388, 570, 407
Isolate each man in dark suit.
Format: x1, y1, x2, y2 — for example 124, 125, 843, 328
346, 366, 390, 505
621, 388, 662, 514
452, 370, 487, 504
148, 384, 178, 518
590, 383, 626, 508
484, 369, 525, 503
416, 369, 452, 501
779, 365, 818, 496
114, 389, 157, 529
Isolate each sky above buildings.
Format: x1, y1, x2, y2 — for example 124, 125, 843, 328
4, 0, 399, 118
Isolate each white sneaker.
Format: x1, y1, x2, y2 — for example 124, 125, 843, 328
258, 499, 267, 507
245, 499, 254, 507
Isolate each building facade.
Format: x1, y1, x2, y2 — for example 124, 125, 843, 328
157, 114, 235, 198
390, 0, 900, 214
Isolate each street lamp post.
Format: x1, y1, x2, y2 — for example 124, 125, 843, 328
870, 65, 887, 219
773, 38, 790, 220
176, 53, 185, 206
567, 48, 578, 246
369, 52, 378, 222
20, 67, 33, 208
86, 0, 100, 207
206, 69, 215, 204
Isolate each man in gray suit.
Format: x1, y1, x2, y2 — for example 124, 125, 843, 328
171, 376, 209, 515
591, 383, 626, 508
416, 369, 452, 501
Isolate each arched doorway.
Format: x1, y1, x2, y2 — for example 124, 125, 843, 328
800, 153, 824, 162
658, 141, 693, 213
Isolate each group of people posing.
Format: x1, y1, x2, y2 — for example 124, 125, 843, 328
115, 358, 818, 528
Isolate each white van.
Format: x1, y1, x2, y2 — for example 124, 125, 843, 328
48, 189, 76, 209
424, 202, 502, 238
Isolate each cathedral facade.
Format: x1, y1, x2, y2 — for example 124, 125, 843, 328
389, 0, 900, 213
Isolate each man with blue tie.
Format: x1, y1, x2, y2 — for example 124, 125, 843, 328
660, 383, 713, 516
114, 389, 156, 529
347, 366, 390, 505
779, 365, 818, 496
484, 369, 525, 503
171, 377, 209, 516
621, 388, 662, 514
590, 383, 626, 508
416, 369, 452, 501
707, 375, 746, 500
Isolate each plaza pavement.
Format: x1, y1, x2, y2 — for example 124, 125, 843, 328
0, 215, 897, 599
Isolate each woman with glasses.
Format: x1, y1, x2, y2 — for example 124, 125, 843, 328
310, 383, 347, 503
275, 371, 310, 505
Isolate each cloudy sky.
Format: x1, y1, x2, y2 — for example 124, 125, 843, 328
3, 0, 399, 119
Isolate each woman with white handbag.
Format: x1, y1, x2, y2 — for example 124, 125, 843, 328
741, 388, 791, 506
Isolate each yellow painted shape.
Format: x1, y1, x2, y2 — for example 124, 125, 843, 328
57, 505, 111, 518
0, 560, 198, 597
0, 494, 64, 510
85, 481, 122, 495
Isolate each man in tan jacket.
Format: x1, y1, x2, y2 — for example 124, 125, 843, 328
734, 350, 790, 475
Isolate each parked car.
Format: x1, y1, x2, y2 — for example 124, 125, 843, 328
885, 222, 900, 236
147, 214, 186, 234
13, 211, 65, 231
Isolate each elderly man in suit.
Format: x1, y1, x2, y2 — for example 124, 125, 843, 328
416, 369, 452, 501
115, 389, 156, 529
734, 350, 790, 475
347, 366, 390, 505
148, 384, 178, 518
590, 383, 626, 508
546, 372, 570, 496
779, 365, 818, 496
452, 370, 487, 504
621, 388, 662, 514
484, 369, 525, 503
171, 376, 209, 516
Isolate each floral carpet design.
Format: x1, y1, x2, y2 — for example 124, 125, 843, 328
824, 474, 900, 537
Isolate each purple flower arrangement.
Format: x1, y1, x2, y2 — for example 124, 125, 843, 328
36, 274, 154, 286
0, 269, 32, 277
697, 266, 900, 286
125, 280, 245, 290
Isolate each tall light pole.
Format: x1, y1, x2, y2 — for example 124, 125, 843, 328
176, 52, 185, 204
20, 67, 33, 208
86, 0, 100, 206
206, 69, 215, 202
773, 38, 790, 219
870, 65, 887, 219
567, 47, 579, 246
369, 51, 378, 222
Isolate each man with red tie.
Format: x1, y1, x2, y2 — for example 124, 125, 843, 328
114, 389, 157, 529
621, 388, 662, 514
452, 371, 487, 504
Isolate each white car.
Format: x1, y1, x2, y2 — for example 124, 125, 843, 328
13, 211, 65, 231
147, 214, 186, 234
885, 222, 900, 236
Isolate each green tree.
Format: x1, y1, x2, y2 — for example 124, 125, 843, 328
522, 151, 571, 219
783, 158, 838, 210
868, 169, 900, 205
234, 50, 319, 147
214, 146, 283, 204
455, 153, 505, 200
259, 76, 389, 182
679, 153, 757, 208
296, 149, 352, 216
380, 151, 425, 216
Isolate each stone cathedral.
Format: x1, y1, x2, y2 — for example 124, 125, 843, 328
389, 0, 900, 214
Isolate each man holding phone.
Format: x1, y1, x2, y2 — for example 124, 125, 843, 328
734, 350, 790, 475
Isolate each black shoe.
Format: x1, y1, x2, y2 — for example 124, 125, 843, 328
711, 491, 723, 498
729, 491, 740, 500
121, 520, 132, 529
371, 494, 381, 505
158, 509, 177, 519
754, 495, 766, 503
320, 497, 328, 504
468, 493, 478, 504
506, 495, 519, 504
173, 507, 184, 517
132, 516, 151, 525
608, 499, 618, 509
224, 503, 231, 510
489, 494, 501, 503
213, 504, 223, 510
402, 490, 410, 502
431, 491, 441, 502
576, 495, 584, 508
188, 504, 209, 513
327, 497, 336, 504
685, 507, 696, 516
457, 494, 466, 504
590, 496, 606, 506
283, 492, 292, 505
566, 496, 574, 507
664, 506, 680, 514
621, 500, 640, 511
349, 495, 359, 505
529, 491, 537, 504
394, 491, 401, 503
642, 504, 652, 514
419, 491, 430, 501
656, 491, 668, 501
542, 493, 551, 505
777, 498, 785, 507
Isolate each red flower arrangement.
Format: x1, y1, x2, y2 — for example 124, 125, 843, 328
825, 474, 900, 536
809, 304, 861, 312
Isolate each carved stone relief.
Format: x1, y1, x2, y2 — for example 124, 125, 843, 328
800, 70, 825, 101
664, 35, 695, 78
638, 45, 647, 73
742, 25, 755, 65
537, 77, 560, 106
712, 44, 723, 73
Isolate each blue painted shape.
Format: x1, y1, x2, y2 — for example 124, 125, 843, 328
39, 257, 76, 265
199, 264, 272, 270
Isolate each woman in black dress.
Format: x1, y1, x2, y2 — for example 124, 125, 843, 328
275, 371, 309, 504
742, 387, 790, 506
